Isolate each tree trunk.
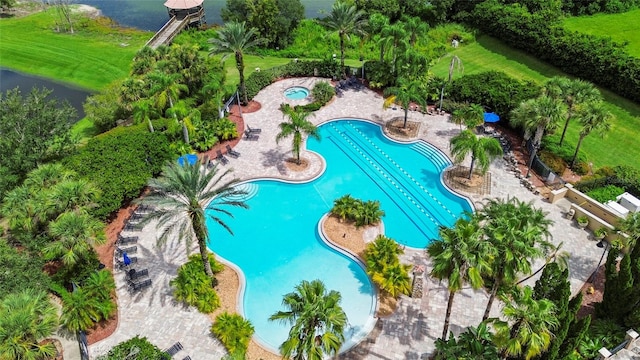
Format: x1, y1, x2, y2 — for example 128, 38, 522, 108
483, 279, 500, 321
570, 135, 585, 168
558, 111, 572, 146
147, 118, 155, 133
340, 33, 346, 78
403, 108, 409, 128
442, 290, 456, 340
468, 157, 476, 179
236, 52, 248, 105
193, 215, 214, 285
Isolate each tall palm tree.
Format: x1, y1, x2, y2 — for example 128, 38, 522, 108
378, 23, 408, 72
450, 130, 503, 179
383, 77, 426, 128
269, 279, 347, 360
492, 286, 559, 360
544, 77, 601, 146
147, 71, 190, 142
438, 55, 463, 111
276, 107, 320, 165
319, 1, 368, 78
401, 16, 428, 47
451, 104, 484, 130
44, 211, 106, 266
479, 198, 553, 321
427, 217, 492, 340
0, 289, 59, 360
510, 95, 566, 177
132, 98, 158, 133
209, 22, 265, 105
570, 101, 613, 167
138, 159, 248, 282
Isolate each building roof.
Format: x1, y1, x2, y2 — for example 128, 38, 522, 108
163, 0, 203, 10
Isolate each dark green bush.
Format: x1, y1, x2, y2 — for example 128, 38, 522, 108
97, 336, 169, 360
244, 70, 277, 101
586, 185, 625, 203
65, 124, 173, 220
449, 71, 540, 120
311, 81, 335, 105
364, 60, 395, 89
575, 165, 640, 198
0, 239, 50, 299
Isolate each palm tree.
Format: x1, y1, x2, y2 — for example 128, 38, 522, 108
434, 322, 498, 360
132, 98, 158, 133
450, 130, 503, 179
438, 55, 463, 111
0, 289, 59, 360
276, 107, 320, 165
383, 77, 426, 128
479, 198, 553, 321
209, 21, 265, 105
570, 101, 613, 167
44, 211, 106, 266
138, 159, 248, 283
51, 283, 112, 332
147, 71, 189, 142
269, 279, 347, 360
544, 77, 601, 146
492, 286, 559, 360
319, 1, 368, 78
510, 95, 566, 177
401, 15, 428, 47
427, 217, 492, 339
372, 262, 412, 298
50, 178, 100, 215
378, 23, 408, 73
330, 194, 357, 222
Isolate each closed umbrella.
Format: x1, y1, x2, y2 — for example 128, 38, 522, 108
123, 252, 131, 267
483, 112, 500, 123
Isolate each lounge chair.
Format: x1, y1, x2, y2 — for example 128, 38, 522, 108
182, 357, 192, 360
164, 342, 183, 357
116, 246, 138, 255
115, 256, 138, 270
216, 150, 229, 165
225, 145, 240, 158
247, 125, 262, 133
127, 268, 149, 280
117, 235, 138, 245
123, 223, 139, 232
244, 131, 259, 141
128, 278, 152, 293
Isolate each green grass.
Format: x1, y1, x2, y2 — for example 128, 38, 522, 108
0, 7, 151, 91
71, 117, 100, 141
563, 9, 640, 58
431, 35, 640, 170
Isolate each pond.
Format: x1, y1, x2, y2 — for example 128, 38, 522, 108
73, 0, 335, 31
0, 68, 92, 121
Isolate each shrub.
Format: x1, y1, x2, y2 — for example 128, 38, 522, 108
363, 235, 412, 297
65, 124, 173, 219
211, 312, 254, 357
329, 195, 385, 227
363, 60, 395, 89
538, 150, 566, 175
170, 254, 223, 314
97, 336, 169, 360
311, 81, 335, 105
244, 70, 277, 101
211, 118, 239, 141
586, 185, 625, 203
0, 239, 50, 299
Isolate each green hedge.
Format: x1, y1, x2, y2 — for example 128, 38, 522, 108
65, 125, 173, 220
244, 59, 340, 101
97, 336, 169, 360
575, 165, 640, 199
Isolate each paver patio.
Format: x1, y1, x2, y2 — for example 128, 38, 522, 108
90, 77, 603, 359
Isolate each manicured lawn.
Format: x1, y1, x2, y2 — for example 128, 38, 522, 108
0, 8, 151, 91
563, 9, 640, 58
431, 35, 640, 170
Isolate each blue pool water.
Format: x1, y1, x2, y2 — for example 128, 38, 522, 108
283, 86, 310, 100
206, 119, 472, 352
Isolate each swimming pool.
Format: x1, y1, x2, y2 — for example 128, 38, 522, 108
206, 119, 472, 353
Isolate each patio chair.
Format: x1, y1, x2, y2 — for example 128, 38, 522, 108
117, 235, 138, 245
116, 246, 138, 255
115, 256, 138, 270
123, 222, 139, 232
216, 150, 229, 165
247, 125, 262, 133
244, 131, 259, 141
164, 342, 183, 357
225, 144, 240, 158
182, 357, 192, 360
128, 278, 152, 293
127, 268, 149, 280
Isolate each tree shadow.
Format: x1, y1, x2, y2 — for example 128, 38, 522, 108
260, 148, 288, 175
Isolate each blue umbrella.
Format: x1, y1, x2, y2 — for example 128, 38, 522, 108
483, 112, 500, 123
123, 252, 131, 266
178, 154, 198, 166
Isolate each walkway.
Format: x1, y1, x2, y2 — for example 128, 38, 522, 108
90, 78, 603, 359
146, 17, 187, 50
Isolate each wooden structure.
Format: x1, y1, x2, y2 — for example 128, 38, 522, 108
145, 0, 205, 49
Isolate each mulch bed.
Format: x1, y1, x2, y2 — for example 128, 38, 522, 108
284, 157, 309, 171
385, 118, 420, 138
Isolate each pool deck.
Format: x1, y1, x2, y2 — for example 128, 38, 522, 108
89, 78, 603, 359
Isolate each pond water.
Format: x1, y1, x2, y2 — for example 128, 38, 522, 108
73, 0, 335, 31
0, 68, 92, 121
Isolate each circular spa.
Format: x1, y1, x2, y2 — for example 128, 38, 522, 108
207, 119, 473, 354
283, 86, 309, 100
